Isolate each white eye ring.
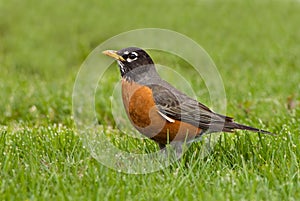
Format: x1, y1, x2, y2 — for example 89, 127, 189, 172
126, 52, 138, 63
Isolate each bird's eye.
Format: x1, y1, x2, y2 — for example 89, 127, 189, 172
126, 52, 138, 62
129, 53, 137, 59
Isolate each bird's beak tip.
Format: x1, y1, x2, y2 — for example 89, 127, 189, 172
102, 50, 125, 61
102, 50, 115, 55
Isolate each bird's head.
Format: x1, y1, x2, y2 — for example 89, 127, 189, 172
103, 47, 157, 81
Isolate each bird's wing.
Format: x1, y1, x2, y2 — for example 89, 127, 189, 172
149, 83, 233, 132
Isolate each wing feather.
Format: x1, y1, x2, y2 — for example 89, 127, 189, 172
149, 83, 232, 133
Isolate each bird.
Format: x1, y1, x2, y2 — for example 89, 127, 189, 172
103, 47, 273, 149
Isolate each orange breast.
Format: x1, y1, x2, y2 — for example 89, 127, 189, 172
121, 79, 202, 144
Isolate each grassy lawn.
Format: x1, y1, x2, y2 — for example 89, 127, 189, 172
1, 0, 299, 200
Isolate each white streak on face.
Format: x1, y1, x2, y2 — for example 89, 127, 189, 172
126, 58, 138, 63
117, 60, 125, 74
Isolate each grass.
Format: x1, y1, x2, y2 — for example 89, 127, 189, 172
1, 0, 300, 200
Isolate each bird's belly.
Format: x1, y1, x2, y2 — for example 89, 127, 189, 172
121, 80, 201, 144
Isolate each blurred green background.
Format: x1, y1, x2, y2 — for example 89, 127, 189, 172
0, 0, 299, 200
1, 0, 299, 124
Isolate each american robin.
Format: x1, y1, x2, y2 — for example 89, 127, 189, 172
103, 47, 273, 149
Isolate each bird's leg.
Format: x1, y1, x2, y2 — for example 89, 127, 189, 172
158, 143, 166, 150
169, 141, 187, 159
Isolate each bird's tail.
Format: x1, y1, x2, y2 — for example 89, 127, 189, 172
229, 122, 274, 135
216, 114, 275, 135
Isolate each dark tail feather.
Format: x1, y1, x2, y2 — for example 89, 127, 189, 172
230, 122, 275, 135
209, 114, 275, 135
215, 114, 275, 135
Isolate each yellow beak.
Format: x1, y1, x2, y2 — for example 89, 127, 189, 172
102, 50, 125, 61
